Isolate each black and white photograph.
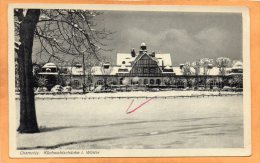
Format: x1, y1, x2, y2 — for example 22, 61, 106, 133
8, 4, 251, 157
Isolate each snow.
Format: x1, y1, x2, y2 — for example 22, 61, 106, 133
42, 63, 57, 68
14, 20, 21, 24
39, 15, 50, 21
16, 95, 243, 149
91, 66, 123, 75
232, 61, 243, 69
173, 67, 230, 76
15, 41, 21, 46
80, 13, 85, 20
15, 90, 242, 100
22, 9, 27, 16
155, 53, 172, 67
117, 53, 136, 66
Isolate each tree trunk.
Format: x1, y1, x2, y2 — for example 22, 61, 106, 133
204, 76, 207, 89
17, 9, 40, 133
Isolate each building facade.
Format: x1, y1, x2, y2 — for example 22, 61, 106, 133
37, 43, 243, 91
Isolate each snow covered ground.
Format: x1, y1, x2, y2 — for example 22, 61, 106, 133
16, 90, 242, 99
16, 95, 243, 149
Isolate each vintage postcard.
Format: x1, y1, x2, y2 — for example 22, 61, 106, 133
8, 4, 251, 157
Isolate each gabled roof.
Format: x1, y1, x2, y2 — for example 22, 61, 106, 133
130, 53, 163, 73
116, 53, 172, 67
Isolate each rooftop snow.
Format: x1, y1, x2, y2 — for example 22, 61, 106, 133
117, 53, 172, 67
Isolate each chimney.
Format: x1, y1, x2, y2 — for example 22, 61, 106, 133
150, 51, 155, 57
162, 60, 165, 70
131, 48, 136, 57
180, 64, 184, 69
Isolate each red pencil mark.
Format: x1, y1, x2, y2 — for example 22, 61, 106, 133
126, 97, 155, 114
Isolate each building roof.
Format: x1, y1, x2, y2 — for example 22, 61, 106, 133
42, 63, 57, 68
117, 53, 136, 66
155, 53, 172, 67
38, 72, 59, 75
232, 61, 243, 69
91, 66, 130, 75
89, 65, 231, 76
116, 53, 172, 67
173, 67, 232, 76
70, 66, 84, 75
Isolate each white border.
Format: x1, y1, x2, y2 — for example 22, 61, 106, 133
8, 4, 251, 157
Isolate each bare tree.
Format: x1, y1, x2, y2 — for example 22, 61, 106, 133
200, 58, 213, 75
14, 9, 112, 133
122, 78, 129, 91
181, 62, 192, 88
200, 58, 213, 88
191, 60, 201, 89
14, 9, 41, 133
100, 62, 113, 90
216, 57, 231, 76
216, 57, 231, 88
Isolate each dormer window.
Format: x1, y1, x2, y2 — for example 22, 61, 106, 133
103, 65, 110, 69
75, 63, 82, 68
46, 68, 51, 72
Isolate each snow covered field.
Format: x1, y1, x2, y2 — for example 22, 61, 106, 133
16, 90, 242, 99
16, 95, 243, 149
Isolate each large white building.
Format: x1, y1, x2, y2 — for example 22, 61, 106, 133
38, 43, 243, 90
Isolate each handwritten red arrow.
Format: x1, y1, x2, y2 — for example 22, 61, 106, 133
126, 97, 155, 114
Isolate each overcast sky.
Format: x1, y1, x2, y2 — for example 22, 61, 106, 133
93, 10, 242, 66
32, 10, 242, 66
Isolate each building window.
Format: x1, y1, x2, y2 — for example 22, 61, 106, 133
96, 80, 104, 85
119, 78, 124, 85
150, 68, 155, 73
144, 68, 149, 73
144, 79, 148, 85
138, 68, 142, 73
150, 79, 155, 85
74, 80, 80, 88
156, 79, 161, 85
111, 80, 117, 85
209, 80, 218, 88
176, 80, 184, 88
